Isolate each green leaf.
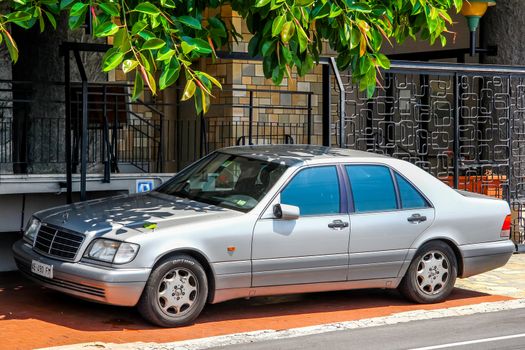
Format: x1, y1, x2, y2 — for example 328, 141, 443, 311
312, 2, 330, 19
346, 2, 372, 13
272, 15, 286, 37
281, 45, 292, 64
95, 22, 119, 37
134, 2, 160, 15
142, 67, 157, 94
181, 79, 196, 101
255, 0, 271, 8
208, 17, 227, 38
98, 3, 120, 17
38, 12, 45, 32
161, 0, 176, 8
272, 65, 284, 85
156, 48, 175, 61
131, 21, 148, 36
181, 37, 212, 55
142, 38, 166, 50
201, 88, 210, 114
113, 28, 131, 51
68, 13, 86, 29
261, 39, 275, 56
454, 0, 463, 12
2, 32, 18, 63
102, 48, 124, 72
44, 11, 57, 29
177, 15, 202, 30
295, 0, 314, 6
70, 2, 88, 16
296, 25, 308, 52
375, 53, 390, 69
60, 0, 76, 10
280, 21, 295, 43
122, 59, 139, 73
199, 71, 222, 89
6, 11, 32, 23
159, 58, 180, 90
132, 70, 144, 100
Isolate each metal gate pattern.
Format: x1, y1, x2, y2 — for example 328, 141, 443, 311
334, 61, 525, 244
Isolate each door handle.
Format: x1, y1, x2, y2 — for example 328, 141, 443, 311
407, 213, 427, 223
328, 219, 349, 229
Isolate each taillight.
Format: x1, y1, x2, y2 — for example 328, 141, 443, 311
501, 214, 511, 238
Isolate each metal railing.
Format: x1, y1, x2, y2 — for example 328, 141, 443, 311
0, 80, 315, 175
333, 60, 525, 244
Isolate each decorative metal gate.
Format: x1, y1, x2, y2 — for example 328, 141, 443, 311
334, 60, 525, 244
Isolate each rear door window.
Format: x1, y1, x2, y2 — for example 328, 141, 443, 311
346, 165, 397, 213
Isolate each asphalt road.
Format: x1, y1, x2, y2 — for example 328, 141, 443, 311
212, 308, 525, 350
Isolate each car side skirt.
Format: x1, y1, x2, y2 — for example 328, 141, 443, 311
210, 278, 402, 304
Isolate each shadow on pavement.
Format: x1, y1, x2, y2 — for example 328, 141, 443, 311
1, 271, 498, 333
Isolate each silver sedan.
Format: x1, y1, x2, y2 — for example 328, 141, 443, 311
12, 145, 515, 327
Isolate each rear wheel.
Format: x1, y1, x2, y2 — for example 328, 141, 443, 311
138, 255, 208, 327
399, 241, 457, 303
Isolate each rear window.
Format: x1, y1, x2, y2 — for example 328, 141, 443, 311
395, 173, 429, 209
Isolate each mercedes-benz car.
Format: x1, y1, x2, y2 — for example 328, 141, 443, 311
13, 145, 515, 327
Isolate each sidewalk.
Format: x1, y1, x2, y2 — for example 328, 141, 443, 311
1, 254, 523, 350
455, 253, 525, 298
45, 254, 525, 350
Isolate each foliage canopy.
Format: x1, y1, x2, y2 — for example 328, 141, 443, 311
0, 0, 462, 113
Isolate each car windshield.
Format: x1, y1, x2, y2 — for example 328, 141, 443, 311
156, 152, 289, 212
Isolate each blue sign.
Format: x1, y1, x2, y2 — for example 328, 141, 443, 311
136, 179, 155, 193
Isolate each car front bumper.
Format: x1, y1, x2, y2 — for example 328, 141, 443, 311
460, 239, 516, 278
12, 240, 151, 306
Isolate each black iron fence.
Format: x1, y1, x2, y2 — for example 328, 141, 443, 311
332, 60, 525, 244
0, 80, 314, 175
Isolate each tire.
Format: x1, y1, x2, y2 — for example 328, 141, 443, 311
137, 255, 208, 327
399, 241, 458, 304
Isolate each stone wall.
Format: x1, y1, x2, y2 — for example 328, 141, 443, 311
198, 6, 326, 147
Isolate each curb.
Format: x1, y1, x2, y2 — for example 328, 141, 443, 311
42, 298, 525, 350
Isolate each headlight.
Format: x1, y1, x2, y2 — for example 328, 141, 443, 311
84, 239, 139, 264
24, 217, 40, 245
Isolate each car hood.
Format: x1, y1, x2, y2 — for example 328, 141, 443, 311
34, 191, 243, 237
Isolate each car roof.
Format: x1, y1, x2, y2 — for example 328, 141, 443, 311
220, 144, 387, 166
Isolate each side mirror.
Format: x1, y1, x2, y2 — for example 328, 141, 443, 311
273, 203, 300, 220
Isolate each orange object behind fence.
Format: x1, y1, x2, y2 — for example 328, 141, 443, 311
445, 175, 506, 199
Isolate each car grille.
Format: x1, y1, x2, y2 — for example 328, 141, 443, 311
33, 224, 84, 261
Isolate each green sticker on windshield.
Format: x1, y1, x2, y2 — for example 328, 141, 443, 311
236, 199, 247, 206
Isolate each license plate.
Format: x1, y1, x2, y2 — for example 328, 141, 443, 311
31, 260, 53, 279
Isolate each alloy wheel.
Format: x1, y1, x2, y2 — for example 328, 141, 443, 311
157, 267, 199, 316
415, 250, 450, 295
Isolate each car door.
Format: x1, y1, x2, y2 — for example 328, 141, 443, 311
252, 165, 350, 287
345, 164, 435, 280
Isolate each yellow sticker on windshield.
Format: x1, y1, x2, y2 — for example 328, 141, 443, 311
143, 222, 158, 230
236, 199, 247, 206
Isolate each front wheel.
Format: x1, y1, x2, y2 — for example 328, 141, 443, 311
137, 255, 208, 327
399, 241, 457, 304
